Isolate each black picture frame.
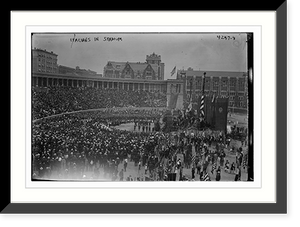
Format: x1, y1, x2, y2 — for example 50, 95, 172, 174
4, 1, 287, 214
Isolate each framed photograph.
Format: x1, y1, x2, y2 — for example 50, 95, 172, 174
6, 2, 287, 214
28, 30, 256, 188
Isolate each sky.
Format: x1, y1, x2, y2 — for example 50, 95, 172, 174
32, 33, 248, 79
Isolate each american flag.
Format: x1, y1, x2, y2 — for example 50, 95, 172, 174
170, 66, 176, 77
199, 73, 206, 119
199, 95, 205, 118
201, 172, 210, 181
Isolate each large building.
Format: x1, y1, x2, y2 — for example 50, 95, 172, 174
32, 72, 168, 93
31, 49, 248, 113
32, 71, 247, 113
103, 52, 165, 80
32, 48, 58, 74
175, 68, 248, 111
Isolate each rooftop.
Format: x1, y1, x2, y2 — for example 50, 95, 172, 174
32, 47, 58, 56
105, 61, 159, 75
177, 69, 247, 78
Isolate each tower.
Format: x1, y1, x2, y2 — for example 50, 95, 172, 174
146, 52, 161, 65
146, 53, 165, 80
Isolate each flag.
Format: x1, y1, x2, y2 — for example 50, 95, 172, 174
201, 172, 210, 181
170, 66, 176, 77
168, 93, 179, 109
203, 174, 210, 181
198, 94, 205, 118
198, 73, 206, 118
214, 98, 229, 132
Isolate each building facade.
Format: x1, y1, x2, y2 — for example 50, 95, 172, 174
32, 48, 58, 74
58, 65, 75, 75
32, 72, 168, 93
58, 65, 98, 76
177, 69, 248, 112
31, 70, 247, 112
103, 52, 165, 80
31, 49, 247, 112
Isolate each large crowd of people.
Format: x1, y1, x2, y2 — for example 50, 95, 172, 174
32, 87, 167, 119
32, 85, 248, 182
32, 111, 248, 181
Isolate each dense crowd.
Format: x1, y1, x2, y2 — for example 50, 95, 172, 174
32, 110, 247, 181
32, 87, 167, 119
31, 85, 248, 181
32, 113, 149, 180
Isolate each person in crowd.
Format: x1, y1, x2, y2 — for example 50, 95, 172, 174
216, 166, 221, 181
224, 160, 230, 173
191, 166, 195, 180
219, 151, 226, 167
124, 158, 128, 172
144, 163, 148, 175
234, 166, 240, 181
119, 169, 124, 181
230, 162, 236, 174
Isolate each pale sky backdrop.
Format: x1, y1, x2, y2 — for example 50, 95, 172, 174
32, 33, 248, 79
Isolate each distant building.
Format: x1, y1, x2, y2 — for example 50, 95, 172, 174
103, 52, 165, 80
32, 48, 58, 74
58, 65, 75, 75
74, 66, 97, 76
58, 65, 97, 76
176, 69, 248, 111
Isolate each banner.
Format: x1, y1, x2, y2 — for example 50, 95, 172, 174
214, 98, 229, 132
168, 93, 178, 109
203, 96, 212, 126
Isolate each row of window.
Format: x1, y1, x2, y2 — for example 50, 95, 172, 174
208, 95, 245, 101
38, 58, 57, 63
193, 79, 245, 87
229, 96, 245, 100
37, 64, 57, 69
187, 89, 246, 95
105, 72, 158, 80
229, 101, 246, 108
188, 86, 245, 91
37, 53, 56, 59
37, 69, 57, 73
33, 78, 167, 91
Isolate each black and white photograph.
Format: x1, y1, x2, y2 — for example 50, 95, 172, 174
31, 32, 253, 182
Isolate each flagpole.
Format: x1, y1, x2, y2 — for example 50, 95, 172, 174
189, 78, 193, 103
202, 72, 206, 96
201, 72, 206, 119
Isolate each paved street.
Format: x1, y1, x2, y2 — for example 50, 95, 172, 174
42, 139, 247, 182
